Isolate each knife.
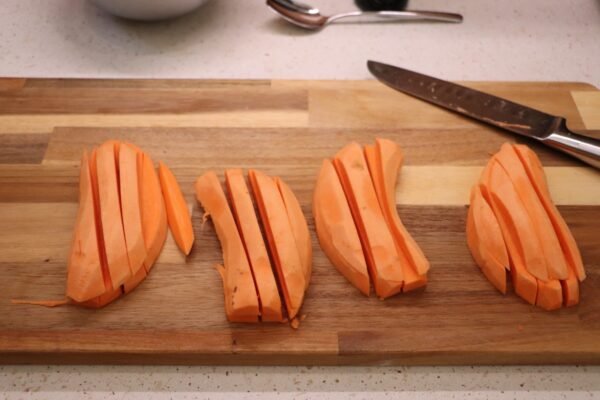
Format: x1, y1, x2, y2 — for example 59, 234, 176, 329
367, 60, 600, 169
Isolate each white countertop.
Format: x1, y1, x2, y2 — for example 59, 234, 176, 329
1, 0, 599, 85
1, 0, 599, 399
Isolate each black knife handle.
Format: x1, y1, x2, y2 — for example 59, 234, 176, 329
543, 120, 600, 169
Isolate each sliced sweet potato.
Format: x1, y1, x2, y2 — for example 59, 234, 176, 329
513, 144, 586, 282
225, 169, 283, 322
495, 144, 568, 280
466, 185, 508, 294
195, 171, 259, 323
249, 169, 306, 319
89, 149, 112, 292
119, 143, 147, 276
78, 286, 122, 308
486, 161, 548, 282
275, 176, 312, 289
365, 139, 428, 292
159, 162, 194, 256
482, 161, 538, 305
334, 142, 403, 298
536, 279, 563, 311
313, 159, 369, 296
560, 265, 580, 307
95, 141, 132, 287
66, 150, 108, 302
138, 151, 167, 271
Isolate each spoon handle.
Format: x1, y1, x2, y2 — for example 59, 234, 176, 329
328, 10, 463, 24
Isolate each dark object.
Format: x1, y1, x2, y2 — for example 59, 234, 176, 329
355, 0, 408, 11
367, 60, 600, 169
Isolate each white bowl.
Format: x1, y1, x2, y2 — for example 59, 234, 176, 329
90, 0, 212, 21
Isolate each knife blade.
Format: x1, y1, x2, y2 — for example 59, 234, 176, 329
367, 60, 600, 169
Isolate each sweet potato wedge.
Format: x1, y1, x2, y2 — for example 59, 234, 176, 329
481, 161, 539, 305
466, 185, 508, 294
159, 162, 194, 256
249, 169, 306, 319
334, 142, 403, 298
313, 159, 369, 296
196, 171, 260, 323
513, 144, 585, 282
138, 151, 168, 271
226, 169, 283, 322
66, 150, 109, 302
275, 176, 312, 290
365, 139, 428, 292
119, 143, 147, 276
95, 141, 132, 288
494, 144, 568, 280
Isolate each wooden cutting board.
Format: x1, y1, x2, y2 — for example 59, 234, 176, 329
0, 78, 599, 365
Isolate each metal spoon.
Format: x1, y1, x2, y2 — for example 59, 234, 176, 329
267, 0, 463, 30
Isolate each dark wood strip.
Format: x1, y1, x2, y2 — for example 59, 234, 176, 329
0, 78, 26, 92
0, 134, 49, 164
42, 127, 585, 169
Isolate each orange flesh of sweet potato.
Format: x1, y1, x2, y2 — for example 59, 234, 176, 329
334, 142, 403, 299
313, 159, 370, 296
561, 265, 580, 307
536, 279, 563, 311
225, 169, 283, 322
365, 140, 428, 292
249, 169, 306, 319
494, 144, 568, 280
138, 151, 167, 271
513, 144, 586, 282
275, 176, 313, 290
65, 150, 108, 302
95, 141, 132, 287
78, 286, 122, 308
89, 149, 113, 291
466, 185, 508, 294
481, 161, 538, 305
119, 143, 147, 276
375, 139, 431, 276
195, 171, 259, 323
487, 161, 548, 282
158, 162, 195, 255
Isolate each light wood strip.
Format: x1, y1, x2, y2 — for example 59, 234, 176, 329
0, 111, 309, 134
396, 166, 600, 206
0, 203, 183, 264
571, 91, 600, 129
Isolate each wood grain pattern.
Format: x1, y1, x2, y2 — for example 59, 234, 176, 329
0, 79, 598, 365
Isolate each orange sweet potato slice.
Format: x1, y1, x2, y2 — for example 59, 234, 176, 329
95, 141, 132, 287
158, 162, 195, 256
119, 143, 147, 276
334, 142, 403, 298
275, 176, 312, 290
78, 286, 122, 309
138, 151, 167, 271
65, 150, 109, 302
313, 159, 369, 296
486, 160, 548, 282
196, 171, 259, 323
466, 185, 508, 294
225, 169, 283, 322
561, 265, 580, 307
536, 279, 563, 311
365, 139, 428, 292
481, 161, 538, 305
249, 169, 306, 319
494, 144, 568, 280
513, 144, 585, 282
